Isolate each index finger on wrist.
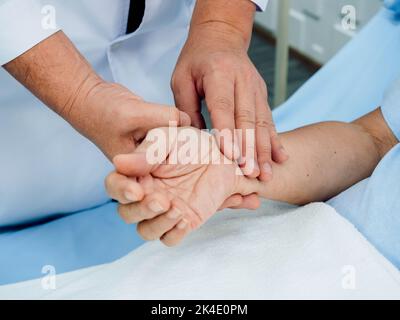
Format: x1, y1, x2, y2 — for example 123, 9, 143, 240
204, 74, 240, 160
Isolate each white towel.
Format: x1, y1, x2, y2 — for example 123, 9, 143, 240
1, 201, 400, 299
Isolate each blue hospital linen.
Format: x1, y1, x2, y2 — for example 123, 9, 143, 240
385, 0, 400, 14
329, 76, 400, 268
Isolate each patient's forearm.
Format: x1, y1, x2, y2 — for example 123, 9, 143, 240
257, 109, 398, 205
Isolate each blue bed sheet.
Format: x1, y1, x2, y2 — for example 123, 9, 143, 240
1, 8, 400, 286
274, 9, 400, 132
0, 202, 144, 284
328, 145, 400, 269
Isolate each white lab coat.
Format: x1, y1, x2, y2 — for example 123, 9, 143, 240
0, 0, 268, 226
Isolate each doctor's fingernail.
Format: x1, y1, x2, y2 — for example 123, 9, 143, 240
233, 142, 241, 160
243, 158, 257, 175
167, 208, 182, 220
253, 160, 260, 172
148, 201, 165, 214
177, 219, 188, 230
263, 162, 272, 175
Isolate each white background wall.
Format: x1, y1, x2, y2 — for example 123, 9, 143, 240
255, 0, 383, 64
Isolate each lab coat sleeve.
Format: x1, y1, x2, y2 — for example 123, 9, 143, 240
0, 0, 61, 66
250, 0, 269, 11
381, 76, 400, 141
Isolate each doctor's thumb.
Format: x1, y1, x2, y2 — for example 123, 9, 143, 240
179, 111, 192, 127
113, 152, 155, 178
141, 103, 191, 130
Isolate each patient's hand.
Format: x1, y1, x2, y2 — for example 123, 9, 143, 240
106, 127, 260, 246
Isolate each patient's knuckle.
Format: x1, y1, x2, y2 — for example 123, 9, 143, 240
162, 236, 179, 247
104, 175, 113, 195
118, 205, 131, 223
105, 173, 120, 194
161, 238, 175, 247
137, 223, 154, 241
119, 203, 143, 224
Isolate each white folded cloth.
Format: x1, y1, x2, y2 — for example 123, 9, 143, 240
1, 201, 400, 299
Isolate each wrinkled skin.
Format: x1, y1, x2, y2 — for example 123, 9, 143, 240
106, 127, 260, 246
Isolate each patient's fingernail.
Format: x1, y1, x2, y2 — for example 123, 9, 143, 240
177, 219, 188, 230
124, 191, 137, 202
263, 162, 272, 175
148, 201, 165, 214
167, 207, 182, 220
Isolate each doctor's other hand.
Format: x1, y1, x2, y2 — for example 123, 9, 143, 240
3, 31, 191, 161
171, 0, 289, 183
64, 81, 191, 160
105, 127, 261, 247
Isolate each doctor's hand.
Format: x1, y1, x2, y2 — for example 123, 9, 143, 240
105, 127, 261, 247
172, 0, 288, 183
4, 31, 190, 161
70, 81, 191, 160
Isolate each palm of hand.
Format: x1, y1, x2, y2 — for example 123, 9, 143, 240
139, 130, 239, 230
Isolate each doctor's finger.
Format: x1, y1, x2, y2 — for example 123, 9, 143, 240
172, 76, 206, 129
105, 172, 144, 204
204, 73, 239, 160
258, 81, 288, 165
255, 90, 273, 182
270, 126, 289, 164
235, 77, 259, 178
137, 207, 184, 241
118, 192, 171, 224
